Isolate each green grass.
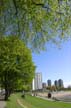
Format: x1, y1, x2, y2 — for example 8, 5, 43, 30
6, 94, 22, 108
6, 93, 71, 108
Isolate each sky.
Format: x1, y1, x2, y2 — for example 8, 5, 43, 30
32, 40, 71, 87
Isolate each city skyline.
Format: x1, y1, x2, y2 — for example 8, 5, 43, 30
32, 40, 71, 87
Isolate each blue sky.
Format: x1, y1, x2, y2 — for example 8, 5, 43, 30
32, 40, 71, 87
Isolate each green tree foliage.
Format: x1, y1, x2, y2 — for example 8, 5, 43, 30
0, 36, 35, 100
0, 0, 71, 51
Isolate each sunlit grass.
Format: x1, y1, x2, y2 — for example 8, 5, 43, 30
6, 93, 71, 108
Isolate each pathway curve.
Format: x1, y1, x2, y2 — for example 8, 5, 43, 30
17, 99, 27, 108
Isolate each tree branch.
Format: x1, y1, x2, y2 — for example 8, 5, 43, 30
32, 0, 44, 6
12, 0, 18, 15
12, 0, 20, 36
0, 0, 4, 6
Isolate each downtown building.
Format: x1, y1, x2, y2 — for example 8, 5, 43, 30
58, 79, 64, 88
54, 79, 64, 88
54, 80, 58, 88
32, 72, 42, 90
47, 79, 52, 87
42, 82, 46, 89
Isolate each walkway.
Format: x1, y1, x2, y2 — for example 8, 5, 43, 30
0, 101, 6, 108
0, 94, 6, 108
36, 95, 54, 101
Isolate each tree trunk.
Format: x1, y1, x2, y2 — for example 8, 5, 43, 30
4, 71, 10, 100
5, 87, 9, 100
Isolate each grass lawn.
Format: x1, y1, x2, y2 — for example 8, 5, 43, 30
6, 93, 22, 108
6, 93, 71, 108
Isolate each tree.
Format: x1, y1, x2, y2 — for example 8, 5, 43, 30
0, 36, 35, 100
0, 0, 71, 51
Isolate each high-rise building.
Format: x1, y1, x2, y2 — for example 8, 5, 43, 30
58, 79, 64, 88
42, 82, 46, 89
47, 79, 51, 87
32, 79, 35, 90
54, 80, 58, 88
32, 72, 42, 90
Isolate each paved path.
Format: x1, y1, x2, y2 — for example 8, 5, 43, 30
36, 95, 54, 101
0, 95, 6, 108
0, 101, 6, 108
36, 95, 71, 103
